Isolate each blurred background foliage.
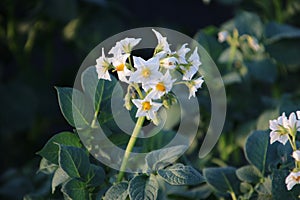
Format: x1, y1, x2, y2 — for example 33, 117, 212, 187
0, 0, 300, 199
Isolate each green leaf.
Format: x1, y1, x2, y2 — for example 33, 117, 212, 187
221, 11, 263, 38
81, 66, 124, 132
104, 182, 128, 200
265, 23, 300, 65
128, 175, 158, 200
265, 22, 300, 43
236, 165, 262, 183
86, 164, 105, 187
203, 167, 240, 196
37, 132, 82, 165
194, 30, 223, 61
222, 72, 242, 85
52, 167, 70, 193
167, 184, 212, 200
266, 38, 300, 65
145, 145, 187, 171
58, 145, 90, 179
61, 179, 89, 200
272, 169, 300, 200
256, 177, 272, 200
37, 158, 58, 174
218, 48, 243, 63
245, 59, 277, 83
158, 163, 205, 185
245, 131, 279, 175
256, 109, 279, 130
55, 87, 93, 128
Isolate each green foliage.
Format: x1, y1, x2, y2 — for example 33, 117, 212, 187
157, 163, 205, 186
236, 165, 262, 184
128, 175, 158, 200
61, 179, 89, 200
56, 87, 93, 128
204, 167, 240, 197
245, 131, 277, 175
52, 167, 70, 193
104, 182, 129, 200
58, 145, 90, 179
37, 132, 82, 165
145, 145, 186, 171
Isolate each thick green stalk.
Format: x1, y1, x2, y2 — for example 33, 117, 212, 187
117, 116, 145, 182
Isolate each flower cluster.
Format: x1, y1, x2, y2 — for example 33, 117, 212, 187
95, 29, 204, 125
269, 111, 300, 190
218, 29, 261, 52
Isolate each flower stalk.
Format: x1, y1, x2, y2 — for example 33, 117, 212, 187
117, 116, 145, 182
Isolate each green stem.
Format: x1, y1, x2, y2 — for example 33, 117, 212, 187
229, 191, 237, 200
90, 110, 99, 128
117, 116, 145, 182
288, 135, 298, 168
133, 83, 144, 99
227, 45, 237, 70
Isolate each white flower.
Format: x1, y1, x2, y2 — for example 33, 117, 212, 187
129, 56, 162, 85
109, 37, 141, 56
283, 112, 300, 135
176, 43, 190, 64
95, 48, 111, 81
132, 97, 162, 120
285, 171, 300, 190
159, 56, 178, 70
297, 111, 300, 119
247, 36, 260, 51
154, 51, 178, 69
218, 31, 229, 43
182, 47, 201, 80
292, 150, 300, 162
187, 76, 204, 99
152, 29, 171, 54
111, 53, 132, 83
269, 113, 289, 145
147, 70, 176, 99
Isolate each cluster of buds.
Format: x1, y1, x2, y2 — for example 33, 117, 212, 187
269, 111, 300, 190
218, 29, 260, 52
95, 29, 204, 125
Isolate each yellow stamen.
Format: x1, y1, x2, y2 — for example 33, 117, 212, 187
116, 63, 125, 71
292, 176, 300, 182
142, 101, 151, 111
156, 82, 166, 92
142, 68, 151, 78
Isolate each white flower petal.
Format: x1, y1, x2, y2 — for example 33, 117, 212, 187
270, 131, 280, 144
152, 29, 171, 53
218, 31, 229, 43
278, 134, 289, 145
292, 150, 300, 161
287, 181, 296, 190
109, 37, 141, 55
269, 119, 278, 130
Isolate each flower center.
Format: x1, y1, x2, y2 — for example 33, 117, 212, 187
142, 68, 151, 78
142, 101, 151, 111
292, 175, 300, 182
116, 63, 125, 71
277, 125, 288, 135
156, 82, 166, 92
